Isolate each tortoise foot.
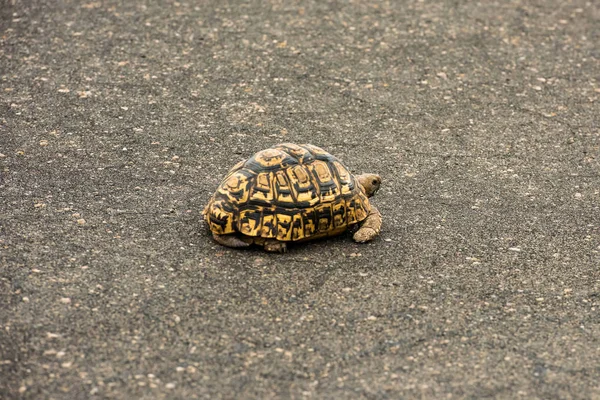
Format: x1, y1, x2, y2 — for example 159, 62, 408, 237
353, 227, 378, 243
264, 240, 288, 253
212, 232, 251, 248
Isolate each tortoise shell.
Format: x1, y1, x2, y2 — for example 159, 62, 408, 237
203, 143, 371, 241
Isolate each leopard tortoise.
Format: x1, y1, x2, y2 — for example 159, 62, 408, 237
203, 143, 382, 253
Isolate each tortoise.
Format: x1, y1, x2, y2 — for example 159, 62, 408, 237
203, 143, 382, 253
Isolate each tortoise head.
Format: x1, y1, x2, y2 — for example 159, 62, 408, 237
356, 173, 381, 198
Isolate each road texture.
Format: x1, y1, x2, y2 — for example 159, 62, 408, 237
1, 0, 599, 398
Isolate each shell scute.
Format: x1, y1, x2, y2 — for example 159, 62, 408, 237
274, 143, 315, 163
260, 210, 277, 238
238, 208, 261, 236
275, 213, 294, 241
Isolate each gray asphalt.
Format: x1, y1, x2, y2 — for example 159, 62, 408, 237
1, 0, 599, 399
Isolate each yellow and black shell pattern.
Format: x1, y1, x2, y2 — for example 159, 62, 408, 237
203, 143, 371, 241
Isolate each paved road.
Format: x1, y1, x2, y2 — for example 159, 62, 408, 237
1, 0, 599, 398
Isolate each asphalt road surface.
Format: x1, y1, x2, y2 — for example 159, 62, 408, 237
1, 0, 599, 399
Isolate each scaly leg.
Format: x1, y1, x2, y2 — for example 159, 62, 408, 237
263, 239, 288, 253
353, 206, 382, 243
212, 232, 251, 248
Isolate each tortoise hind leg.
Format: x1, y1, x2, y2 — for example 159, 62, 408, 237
353, 206, 382, 243
263, 239, 287, 253
212, 232, 251, 248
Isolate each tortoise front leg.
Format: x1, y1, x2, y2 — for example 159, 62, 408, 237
212, 232, 251, 248
353, 206, 382, 243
